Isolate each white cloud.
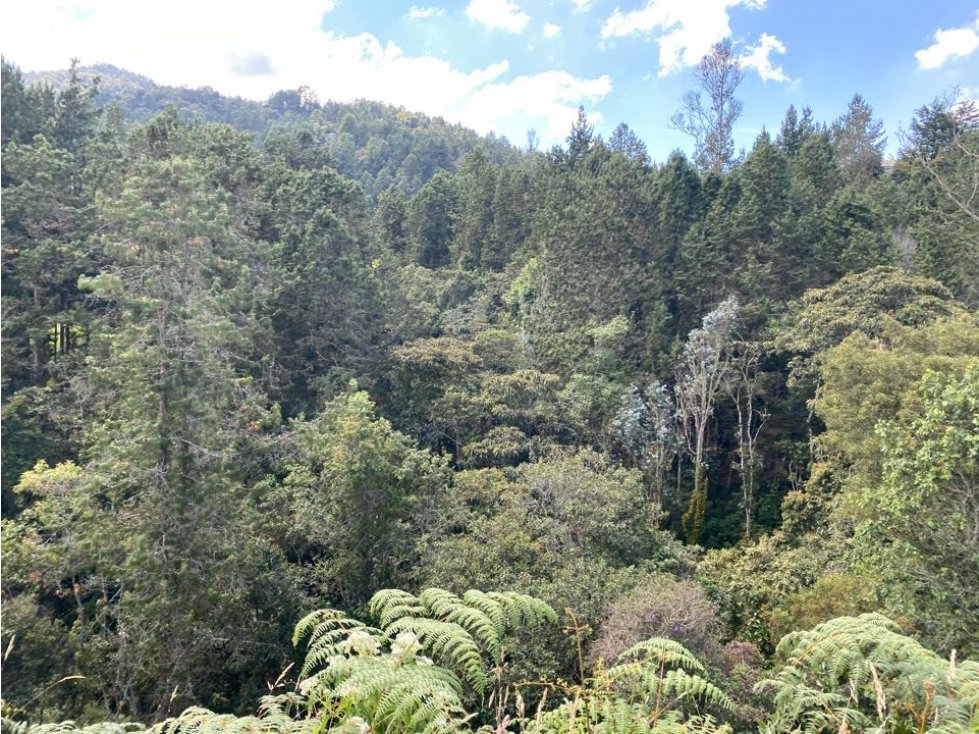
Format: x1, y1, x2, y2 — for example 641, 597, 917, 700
740, 32, 790, 82
457, 70, 611, 144
466, 0, 530, 33
0, 0, 332, 98
0, 0, 607, 147
408, 5, 445, 19
543, 23, 562, 38
600, 0, 766, 75
571, 0, 592, 13
915, 15, 979, 69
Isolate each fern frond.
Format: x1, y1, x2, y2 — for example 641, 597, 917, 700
7, 724, 148, 734
762, 614, 979, 734
369, 589, 426, 628
658, 670, 735, 713
416, 589, 500, 658
650, 714, 732, 734
150, 707, 272, 734
485, 591, 558, 631
0, 717, 32, 734
294, 608, 385, 678
307, 656, 467, 734
461, 590, 507, 642
377, 671, 465, 733
386, 618, 489, 693
617, 638, 706, 674
294, 609, 380, 647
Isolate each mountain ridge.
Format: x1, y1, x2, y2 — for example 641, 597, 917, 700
21, 61, 521, 197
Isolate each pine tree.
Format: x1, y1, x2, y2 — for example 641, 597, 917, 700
831, 93, 886, 186
407, 171, 459, 268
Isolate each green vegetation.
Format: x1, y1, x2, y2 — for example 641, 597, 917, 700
1, 57, 977, 733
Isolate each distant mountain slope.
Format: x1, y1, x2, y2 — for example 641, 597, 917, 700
23, 63, 521, 197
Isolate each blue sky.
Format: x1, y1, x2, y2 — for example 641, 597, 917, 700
3, 1, 978, 160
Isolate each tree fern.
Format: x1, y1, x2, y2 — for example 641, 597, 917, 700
151, 707, 276, 734
2, 724, 148, 734
368, 587, 556, 693
759, 613, 979, 734
604, 641, 735, 716
292, 595, 482, 734
526, 637, 733, 734
6, 588, 556, 734
309, 655, 467, 734
2, 709, 311, 734
484, 592, 558, 636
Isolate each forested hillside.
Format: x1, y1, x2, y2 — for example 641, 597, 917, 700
21, 63, 520, 197
2, 56, 977, 734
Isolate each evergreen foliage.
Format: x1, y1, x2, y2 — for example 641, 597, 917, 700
3, 57, 979, 734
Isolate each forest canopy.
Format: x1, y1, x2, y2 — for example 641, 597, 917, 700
1, 56, 977, 733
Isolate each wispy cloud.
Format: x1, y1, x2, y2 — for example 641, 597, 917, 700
460, 70, 611, 143
915, 14, 979, 70
600, 0, 766, 75
543, 23, 562, 38
571, 0, 592, 14
466, 0, 531, 33
408, 6, 445, 19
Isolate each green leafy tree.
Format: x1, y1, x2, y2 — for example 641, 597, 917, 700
1, 58, 56, 147
897, 98, 979, 304
776, 266, 965, 390
566, 105, 597, 168
609, 122, 650, 165
258, 155, 382, 414
852, 363, 979, 656
674, 175, 741, 333
77, 146, 291, 718
489, 163, 533, 271
727, 132, 795, 306
1, 62, 102, 397
815, 187, 893, 282
270, 389, 452, 607
790, 130, 841, 210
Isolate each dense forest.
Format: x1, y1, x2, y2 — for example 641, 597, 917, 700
1, 53, 977, 734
